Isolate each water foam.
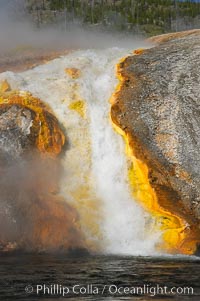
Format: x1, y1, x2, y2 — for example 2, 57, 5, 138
0, 48, 162, 255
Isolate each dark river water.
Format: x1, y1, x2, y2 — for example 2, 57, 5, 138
0, 254, 199, 301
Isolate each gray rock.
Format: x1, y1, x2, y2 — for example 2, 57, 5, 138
111, 31, 200, 252
0, 104, 36, 165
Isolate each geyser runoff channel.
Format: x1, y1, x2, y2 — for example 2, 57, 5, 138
0, 48, 161, 255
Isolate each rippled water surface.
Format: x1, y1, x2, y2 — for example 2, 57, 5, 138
0, 254, 200, 300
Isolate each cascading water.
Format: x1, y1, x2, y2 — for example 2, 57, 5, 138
0, 47, 162, 255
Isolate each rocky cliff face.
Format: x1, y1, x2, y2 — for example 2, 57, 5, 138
111, 30, 200, 254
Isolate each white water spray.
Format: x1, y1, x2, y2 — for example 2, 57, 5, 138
0, 47, 162, 255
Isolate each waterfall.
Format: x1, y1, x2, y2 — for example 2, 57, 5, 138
0, 47, 161, 255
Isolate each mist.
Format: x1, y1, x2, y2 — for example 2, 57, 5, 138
0, 153, 85, 252
0, 0, 148, 55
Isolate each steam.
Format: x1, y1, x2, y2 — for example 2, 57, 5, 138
0, 0, 148, 54
0, 153, 84, 252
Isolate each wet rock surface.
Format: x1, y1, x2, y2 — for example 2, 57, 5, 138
111, 30, 200, 250
0, 49, 70, 74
